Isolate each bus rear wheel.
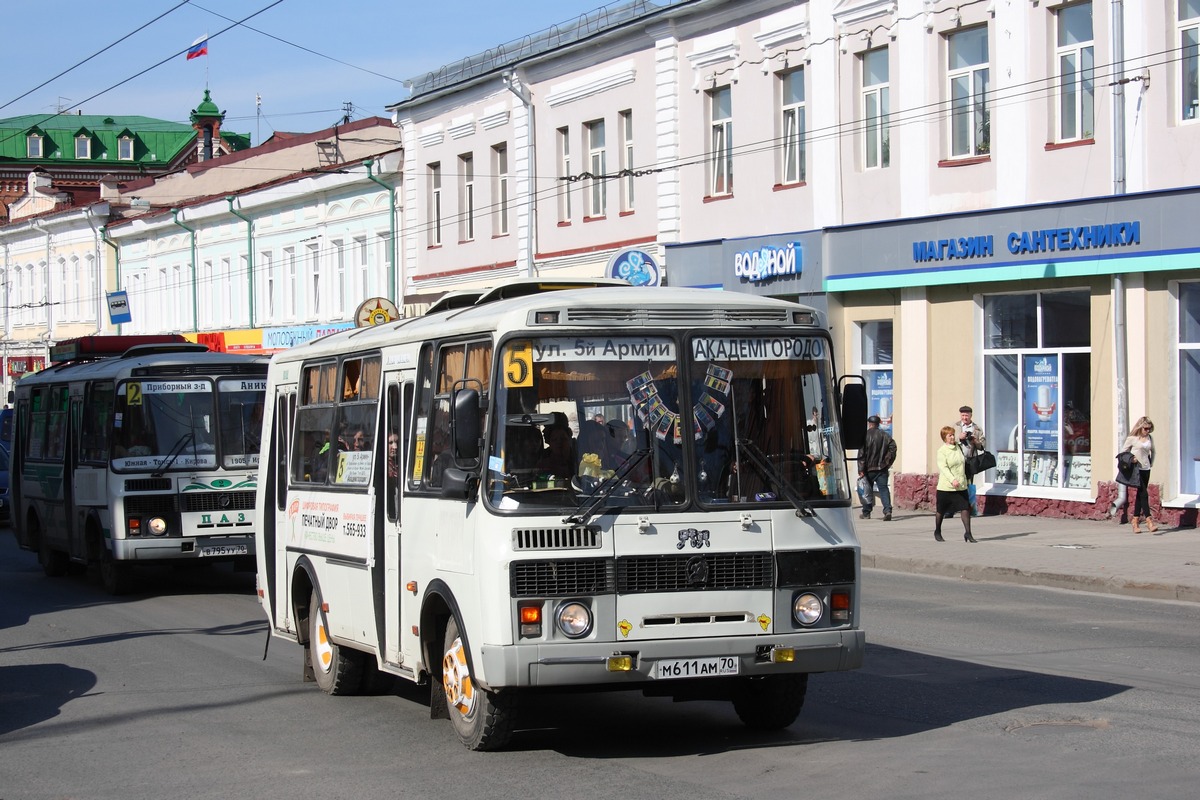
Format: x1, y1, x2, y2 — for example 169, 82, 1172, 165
441, 616, 515, 751
307, 594, 364, 695
731, 673, 808, 731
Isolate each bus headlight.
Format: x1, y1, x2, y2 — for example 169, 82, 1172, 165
555, 601, 592, 639
792, 592, 823, 626
147, 517, 168, 536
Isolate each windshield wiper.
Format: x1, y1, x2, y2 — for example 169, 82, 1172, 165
734, 438, 815, 518
563, 448, 650, 526
153, 432, 194, 478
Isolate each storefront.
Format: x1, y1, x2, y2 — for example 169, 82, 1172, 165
665, 230, 826, 312
825, 187, 1200, 524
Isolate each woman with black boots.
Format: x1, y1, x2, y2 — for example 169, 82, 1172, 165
934, 425, 977, 543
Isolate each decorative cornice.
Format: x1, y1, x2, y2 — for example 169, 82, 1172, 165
479, 104, 510, 130
545, 61, 637, 107
686, 41, 740, 91
447, 115, 476, 140
417, 125, 444, 148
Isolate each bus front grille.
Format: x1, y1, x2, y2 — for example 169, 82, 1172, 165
513, 526, 601, 550
615, 552, 773, 593
182, 491, 256, 513
125, 478, 172, 492
510, 558, 615, 597
775, 548, 856, 587
125, 494, 179, 515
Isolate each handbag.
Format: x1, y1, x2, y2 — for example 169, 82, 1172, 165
1115, 451, 1140, 486
965, 449, 997, 477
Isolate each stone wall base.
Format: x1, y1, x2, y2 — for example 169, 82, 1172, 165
891, 473, 1198, 528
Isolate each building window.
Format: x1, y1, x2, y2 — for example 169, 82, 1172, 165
618, 110, 634, 212
355, 236, 368, 300
1057, 2, 1094, 141
307, 243, 321, 318
332, 239, 346, 316
780, 69, 806, 184
709, 85, 733, 195
201, 260, 214, 328
75, 135, 91, 159
428, 162, 442, 246
860, 321, 894, 438
862, 48, 890, 169
1180, 0, 1200, 120
557, 126, 572, 222
284, 246, 297, 322
459, 153, 474, 241
948, 25, 990, 157
119, 136, 134, 160
983, 291, 1091, 490
1178, 282, 1200, 493
493, 144, 509, 235
261, 251, 276, 321
27, 134, 42, 158
585, 119, 606, 217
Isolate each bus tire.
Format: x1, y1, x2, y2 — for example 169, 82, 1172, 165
34, 520, 69, 578
99, 547, 132, 596
441, 616, 515, 751
731, 673, 808, 731
307, 594, 364, 695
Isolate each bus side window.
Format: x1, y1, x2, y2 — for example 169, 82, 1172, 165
81, 383, 115, 463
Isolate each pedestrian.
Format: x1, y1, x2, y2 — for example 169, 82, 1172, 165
859, 414, 897, 521
934, 425, 977, 543
1120, 416, 1158, 533
954, 405, 986, 515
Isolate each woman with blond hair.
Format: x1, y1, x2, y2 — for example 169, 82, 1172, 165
934, 425, 977, 542
1120, 417, 1157, 533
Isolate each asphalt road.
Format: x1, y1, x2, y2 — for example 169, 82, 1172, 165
2, 531, 1198, 800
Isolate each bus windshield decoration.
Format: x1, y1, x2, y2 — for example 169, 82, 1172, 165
253, 281, 867, 752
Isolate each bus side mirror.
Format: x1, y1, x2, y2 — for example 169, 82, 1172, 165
839, 377, 867, 451
451, 386, 481, 460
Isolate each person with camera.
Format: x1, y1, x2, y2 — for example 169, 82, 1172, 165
954, 405, 986, 515
859, 415, 897, 521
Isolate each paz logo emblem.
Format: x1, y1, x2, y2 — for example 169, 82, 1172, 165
685, 556, 709, 587
676, 528, 711, 550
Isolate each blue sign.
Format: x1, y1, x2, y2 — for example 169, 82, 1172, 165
866, 370, 894, 434
733, 242, 801, 283
1024, 354, 1060, 451
107, 291, 132, 324
607, 249, 660, 286
262, 323, 353, 350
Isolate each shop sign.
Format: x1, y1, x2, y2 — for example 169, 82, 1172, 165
7, 356, 45, 376
912, 221, 1141, 264
733, 242, 801, 283
606, 249, 660, 286
262, 323, 353, 351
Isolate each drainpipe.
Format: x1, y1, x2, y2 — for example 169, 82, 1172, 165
227, 196, 256, 329
503, 70, 537, 277
363, 159, 398, 305
171, 209, 200, 332
100, 225, 121, 333
1110, 0, 1129, 515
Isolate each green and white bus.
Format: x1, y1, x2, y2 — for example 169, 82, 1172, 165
12, 335, 268, 594
256, 281, 867, 750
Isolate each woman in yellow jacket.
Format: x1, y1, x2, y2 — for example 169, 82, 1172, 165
935, 425, 977, 543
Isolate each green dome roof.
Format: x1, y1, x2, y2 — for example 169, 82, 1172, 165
190, 89, 223, 122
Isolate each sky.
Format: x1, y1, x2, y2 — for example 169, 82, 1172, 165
2, 0, 613, 145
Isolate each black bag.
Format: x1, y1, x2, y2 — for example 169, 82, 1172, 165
965, 449, 997, 477
1116, 451, 1139, 486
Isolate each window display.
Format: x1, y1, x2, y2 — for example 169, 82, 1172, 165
1179, 282, 1200, 494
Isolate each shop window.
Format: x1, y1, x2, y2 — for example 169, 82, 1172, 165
983, 291, 1091, 489
1178, 283, 1200, 493
860, 321, 894, 436
1056, 1, 1094, 142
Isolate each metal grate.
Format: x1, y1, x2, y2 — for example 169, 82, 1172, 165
775, 549, 856, 587
616, 552, 774, 593
182, 491, 256, 513
513, 526, 601, 550
125, 494, 179, 515
125, 478, 172, 492
565, 307, 791, 325
510, 558, 615, 597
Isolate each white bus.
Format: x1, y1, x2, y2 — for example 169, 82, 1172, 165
256, 281, 867, 750
11, 335, 269, 594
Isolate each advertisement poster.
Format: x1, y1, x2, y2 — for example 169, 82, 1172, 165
1024, 354, 1059, 451
866, 370, 894, 434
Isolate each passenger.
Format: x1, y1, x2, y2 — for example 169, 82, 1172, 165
536, 421, 574, 479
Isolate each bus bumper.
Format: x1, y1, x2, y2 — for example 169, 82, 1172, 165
111, 534, 255, 561
478, 628, 865, 689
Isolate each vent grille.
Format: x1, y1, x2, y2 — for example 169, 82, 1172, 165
565, 307, 792, 325
125, 494, 179, 515
182, 491, 256, 512
510, 558, 615, 597
132, 365, 265, 377
125, 478, 172, 492
616, 552, 774, 593
776, 549, 856, 587
513, 526, 601, 550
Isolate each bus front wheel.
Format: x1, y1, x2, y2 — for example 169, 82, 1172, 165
441, 616, 515, 751
307, 594, 364, 695
34, 519, 69, 578
731, 673, 808, 730
99, 547, 132, 595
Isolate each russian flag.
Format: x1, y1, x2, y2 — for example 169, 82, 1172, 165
187, 35, 208, 60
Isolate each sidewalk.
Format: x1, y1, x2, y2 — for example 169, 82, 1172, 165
853, 508, 1200, 603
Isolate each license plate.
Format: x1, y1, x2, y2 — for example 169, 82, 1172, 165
199, 544, 248, 557
655, 656, 739, 679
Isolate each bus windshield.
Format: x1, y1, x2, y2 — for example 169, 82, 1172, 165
488, 332, 848, 512
113, 379, 218, 471
218, 378, 267, 468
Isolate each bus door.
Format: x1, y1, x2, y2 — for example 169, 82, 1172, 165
65, 395, 83, 558
381, 376, 413, 667
266, 388, 295, 633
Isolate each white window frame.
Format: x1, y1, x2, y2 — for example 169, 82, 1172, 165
862, 48, 890, 169
333, 239, 347, 316
459, 154, 475, 242
201, 260, 214, 328
354, 236, 368, 300
947, 25, 990, 157
27, 134, 42, 159
709, 85, 733, 196
1056, 2, 1095, 142
780, 69, 806, 184
118, 136, 134, 160
428, 163, 442, 246
585, 119, 606, 218
307, 243, 321, 319
557, 126, 572, 222
75, 135, 91, 159
261, 251, 275, 321
493, 144, 509, 235
618, 110, 634, 212
1180, 0, 1200, 121
284, 246, 297, 322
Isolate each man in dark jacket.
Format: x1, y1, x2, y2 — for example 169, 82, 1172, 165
859, 415, 897, 521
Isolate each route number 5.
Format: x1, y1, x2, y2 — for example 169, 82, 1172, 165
504, 342, 533, 388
